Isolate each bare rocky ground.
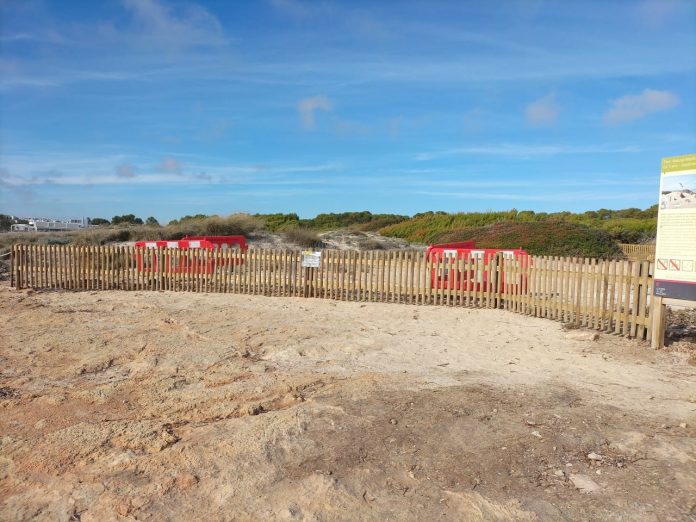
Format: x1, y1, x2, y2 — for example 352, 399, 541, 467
1, 283, 695, 521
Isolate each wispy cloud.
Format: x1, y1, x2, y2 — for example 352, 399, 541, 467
0, 151, 341, 186
120, 0, 227, 50
0, 0, 230, 90
412, 190, 654, 202
1, 172, 340, 187
0, 30, 67, 45
603, 89, 680, 125
297, 95, 333, 129
403, 176, 657, 190
525, 92, 560, 125
415, 143, 640, 161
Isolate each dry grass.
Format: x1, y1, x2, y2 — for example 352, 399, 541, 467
0, 214, 263, 255
360, 238, 385, 250
283, 228, 325, 248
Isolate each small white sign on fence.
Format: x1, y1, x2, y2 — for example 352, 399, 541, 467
301, 250, 322, 268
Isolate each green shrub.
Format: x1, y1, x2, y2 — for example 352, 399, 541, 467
0, 207, 655, 260
433, 221, 622, 258
256, 211, 408, 231
380, 207, 658, 245
112, 214, 143, 225
256, 213, 301, 231
200, 214, 261, 236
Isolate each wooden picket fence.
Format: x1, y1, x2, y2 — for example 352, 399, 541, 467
619, 243, 656, 260
10, 244, 655, 340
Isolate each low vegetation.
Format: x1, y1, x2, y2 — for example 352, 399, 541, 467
0, 214, 262, 257
379, 207, 657, 245
282, 228, 325, 248
255, 211, 409, 232
0, 206, 658, 261
111, 214, 144, 225
433, 221, 623, 258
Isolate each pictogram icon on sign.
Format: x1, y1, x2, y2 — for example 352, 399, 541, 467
657, 258, 667, 270
669, 259, 681, 271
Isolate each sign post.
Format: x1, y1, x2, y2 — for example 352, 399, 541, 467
651, 153, 696, 348
301, 250, 321, 297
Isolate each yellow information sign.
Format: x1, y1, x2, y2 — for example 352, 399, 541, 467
654, 153, 696, 301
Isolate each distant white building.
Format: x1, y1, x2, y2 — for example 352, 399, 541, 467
11, 217, 90, 232
10, 223, 34, 232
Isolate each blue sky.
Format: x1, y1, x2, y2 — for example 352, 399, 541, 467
1, 0, 695, 222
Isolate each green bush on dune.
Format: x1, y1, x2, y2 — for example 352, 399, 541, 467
255, 211, 409, 232
379, 207, 657, 247
432, 221, 623, 258
0, 207, 657, 260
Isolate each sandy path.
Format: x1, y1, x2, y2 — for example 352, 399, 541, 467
1, 284, 695, 521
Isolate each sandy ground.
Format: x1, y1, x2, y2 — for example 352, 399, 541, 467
246, 230, 418, 251
1, 283, 695, 521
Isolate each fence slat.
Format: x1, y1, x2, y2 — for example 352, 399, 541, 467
9, 244, 659, 341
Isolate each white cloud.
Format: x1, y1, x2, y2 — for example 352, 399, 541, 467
121, 0, 226, 50
413, 190, 653, 202
525, 92, 560, 125
415, 143, 640, 161
116, 163, 137, 178
0, 151, 340, 186
157, 156, 183, 174
603, 89, 680, 125
297, 95, 333, 129
404, 176, 657, 189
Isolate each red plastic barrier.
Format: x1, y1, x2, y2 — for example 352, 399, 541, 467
426, 243, 529, 292
134, 235, 247, 274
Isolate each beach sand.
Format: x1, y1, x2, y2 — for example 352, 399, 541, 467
1, 284, 695, 520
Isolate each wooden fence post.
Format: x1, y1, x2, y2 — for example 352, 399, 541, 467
10, 244, 15, 288
650, 295, 666, 349
7, 243, 666, 345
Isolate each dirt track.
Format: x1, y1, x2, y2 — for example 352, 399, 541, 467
1, 283, 695, 521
